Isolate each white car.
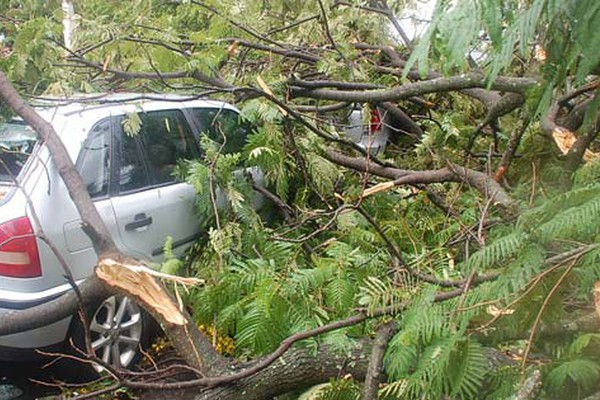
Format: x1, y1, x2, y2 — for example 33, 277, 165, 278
0, 93, 254, 369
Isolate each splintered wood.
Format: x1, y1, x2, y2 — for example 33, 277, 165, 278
96, 256, 203, 326
552, 127, 599, 162
594, 281, 600, 320
362, 181, 396, 197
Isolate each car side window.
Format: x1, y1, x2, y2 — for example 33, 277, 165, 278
76, 119, 111, 199
115, 110, 199, 192
116, 118, 150, 193
137, 110, 199, 186
188, 108, 251, 154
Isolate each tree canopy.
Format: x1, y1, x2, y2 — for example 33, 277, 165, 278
2, 0, 600, 399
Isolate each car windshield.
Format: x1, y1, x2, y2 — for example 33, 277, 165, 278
0, 121, 37, 183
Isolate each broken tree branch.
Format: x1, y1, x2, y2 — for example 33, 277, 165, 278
325, 149, 516, 215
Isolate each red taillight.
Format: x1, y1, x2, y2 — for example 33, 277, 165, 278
369, 109, 382, 133
0, 217, 42, 278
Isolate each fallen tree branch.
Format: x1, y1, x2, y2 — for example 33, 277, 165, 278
380, 101, 424, 138
223, 38, 321, 64
0, 71, 116, 254
291, 73, 537, 103
325, 150, 517, 215
467, 92, 525, 151
140, 341, 372, 400
494, 113, 531, 181
0, 71, 227, 376
515, 370, 542, 400
542, 100, 600, 173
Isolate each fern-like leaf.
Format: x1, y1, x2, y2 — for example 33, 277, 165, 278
462, 231, 528, 273
546, 359, 600, 394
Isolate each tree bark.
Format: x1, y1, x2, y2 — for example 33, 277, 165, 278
325, 150, 516, 215
362, 321, 396, 400
140, 341, 371, 400
0, 71, 220, 374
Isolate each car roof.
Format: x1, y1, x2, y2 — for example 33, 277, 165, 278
31, 93, 236, 118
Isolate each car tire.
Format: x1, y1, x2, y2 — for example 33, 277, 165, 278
66, 295, 155, 378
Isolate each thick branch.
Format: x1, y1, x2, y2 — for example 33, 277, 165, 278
96, 257, 227, 373
0, 72, 225, 376
291, 73, 536, 103
289, 77, 384, 90
564, 93, 600, 172
542, 100, 600, 174
141, 341, 371, 400
469, 93, 524, 143
380, 101, 423, 138
353, 43, 503, 107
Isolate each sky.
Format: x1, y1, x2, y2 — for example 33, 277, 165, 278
397, 0, 437, 41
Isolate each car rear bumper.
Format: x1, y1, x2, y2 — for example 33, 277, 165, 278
0, 283, 75, 359
0, 281, 77, 308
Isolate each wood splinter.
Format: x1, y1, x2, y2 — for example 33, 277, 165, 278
96, 256, 203, 326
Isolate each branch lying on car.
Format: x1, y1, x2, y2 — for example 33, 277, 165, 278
0, 276, 108, 335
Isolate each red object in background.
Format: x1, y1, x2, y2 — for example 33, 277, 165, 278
370, 109, 382, 133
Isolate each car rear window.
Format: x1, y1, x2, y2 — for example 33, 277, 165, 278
0, 122, 37, 183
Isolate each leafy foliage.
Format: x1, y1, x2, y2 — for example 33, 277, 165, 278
5, 0, 600, 398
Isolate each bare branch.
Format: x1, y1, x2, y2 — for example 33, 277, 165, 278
494, 113, 531, 181
225, 38, 321, 64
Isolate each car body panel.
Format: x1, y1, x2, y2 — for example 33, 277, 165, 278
0, 314, 71, 350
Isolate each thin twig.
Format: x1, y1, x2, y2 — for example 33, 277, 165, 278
521, 258, 578, 373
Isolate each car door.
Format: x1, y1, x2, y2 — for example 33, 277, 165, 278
110, 109, 201, 261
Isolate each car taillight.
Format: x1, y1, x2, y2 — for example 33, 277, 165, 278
0, 217, 42, 278
369, 109, 382, 133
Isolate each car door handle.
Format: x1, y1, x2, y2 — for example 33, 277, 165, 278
125, 213, 153, 231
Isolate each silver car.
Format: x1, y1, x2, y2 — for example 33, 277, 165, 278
0, 94, 253, 369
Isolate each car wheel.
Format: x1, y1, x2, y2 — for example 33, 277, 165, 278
68, 295, 154, 374
88, 295, 150, 371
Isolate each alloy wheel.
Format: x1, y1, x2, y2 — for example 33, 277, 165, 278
89, 296, 143, 370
